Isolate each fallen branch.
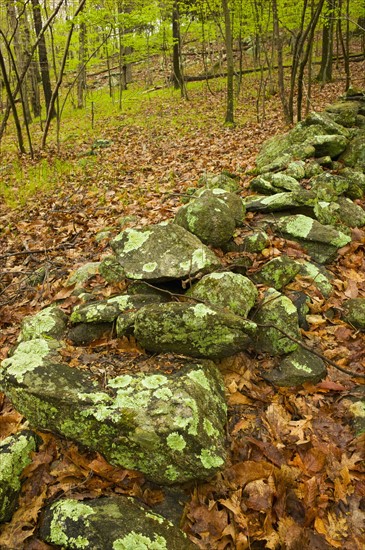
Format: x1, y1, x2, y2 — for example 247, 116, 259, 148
0, 241, 78, 260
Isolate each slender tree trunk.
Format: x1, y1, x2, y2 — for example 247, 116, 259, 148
317, 0, 336, 84
272, 0, 290, 123
0, 46, 25, 153
222, 0, 234, 124
31, 0, 55, 119
77, 19, 87, 108
172, 0, 185, 97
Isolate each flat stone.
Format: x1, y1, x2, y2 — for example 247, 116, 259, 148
110, 224, 220, 282
251, 256, 301, 290
342, 298, 365, 330
264, 348, 327, 386
19, 306, 68, 342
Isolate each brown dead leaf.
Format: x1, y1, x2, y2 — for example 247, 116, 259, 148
244, 478, 275, 511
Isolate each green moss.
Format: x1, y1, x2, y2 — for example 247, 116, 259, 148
113, 532, 167, 550
166, 432, 186, 451
165, 465, 180, 481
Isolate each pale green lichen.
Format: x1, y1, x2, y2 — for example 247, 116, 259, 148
113, 532, 167, 550
187, 369, 210, 390
284, 215, 314, 237
208, 272, 226, 280
0, 434, 37, 491
142, 262, 158, 273
165, 465, 179, 481
173, 397, 199, 435
108, 296, 130, 307
49, 500, 95, 548
108, 375, 133, 388
153, 387, 173, 401
145, 512, 165, 524
141, 375, 168, 389
350, 402, 365, 418
199, 449, 225, 469
2, 339, 57, 383
116, 228, 151, 252
203, 418, 219, 437
291, 360, 312, 373
192, 303, 215, 318
166, 432, 186, 451
19, 307, 61, 341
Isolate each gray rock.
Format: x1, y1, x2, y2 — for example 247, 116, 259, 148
134, 302, 256, 358
252, 288, 300, 355
309, 173, 349, 201
325, 101, 360, 127
302, 111, 351, 137
0, 430, 39, 523
175, 193, 236, 247
251, 255, 301, 290
340, 130, 365, 171
271, 214, 351, 263
295, 260, 333, 297
110, 224, 220, 281
197, 172, 240, 192
342, 298, 365, 330
242, 231, 270, 252
66, 262, 100, 287
244, 192, 301, 212
264, 348, 327, 386
67, 322, 113, 345
40, 496, 198, 549
284, 161, 306, 180
310, 134, 348, 158
194, 188, 245, 226
314, 197, 365, 228
250, 173, 301, 194
99, 255, 126, 283
19, 306, 68, 342
0, 347, 227, 485
339, 167, 365, 199
186, 271, 257, 317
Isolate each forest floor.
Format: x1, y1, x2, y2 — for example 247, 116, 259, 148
0, 64, 364, 549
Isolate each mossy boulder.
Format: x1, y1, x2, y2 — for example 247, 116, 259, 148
296, 260, 333, 298
66, 262, 100, 287
0, 350, 227, 485
242, 231, 270, 253
310, 134, 348, 158
264, 348, 326, 387
251, 256, 301, 290
340, 130, 365, 171
302, 111, 351, 137
339, 167, 365, 199
252, 288, 300, 355
0, 430, 39, 523
284, 161, 306, 180
342, 298, 365, 330
185, 271, 257, 317
197, 172, 240, 192
40, 496, 198, 549
325, 101, 360, 127
109, 224, 220, 281
99, 255, 127, 283
314, 197, 365, 228
250, 173, 301, 195
175, 193, 236, 247
271, 214, 352, 264
134, 302, 256, 358
67, 322, 114, 345
309, 173, 349, 201
244, 192, 301, 212
19, 306, 68, 342
194, 188, 245, 226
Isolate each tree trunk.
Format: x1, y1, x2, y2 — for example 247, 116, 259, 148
172, 0, 185, 97
317, 0, 336, 83
221, 0, 234, 124
272, 0, 290, 122
31, 0, 56, 119
77, 19, 87, 108
0, 46, 25, 153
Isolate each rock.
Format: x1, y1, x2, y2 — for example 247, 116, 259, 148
244, 192, 301, 212
134, 302, 256, 358
0, 430, 39, 523
198, 172, 240, 192
19, 306, 68, 342
251, 256, 301, 290
311, 134, 348, 158
0, 351, 227, 485
314, 197, 365, 228
302, 111, 351, 137
66, 262, 100, 286
284, 161, 306, 180
340, 130, 365, 171
264, 348, 326, 386
250, 173, 301, 195
252, 288, 300, 355
67, 322, 113, 345
242, 231, 270, 252
342, 298, 365, 330
309, 173, 349, 201
70, 294, 166, 324
110, 224, 220, 281
40, 496, 198, 549
304, 160, 324, 178
295, 260, 333, 297
271, 214, 352, 264
325, 101, 360, 127
99, 255, 126, 283
194, 188, 245, 226
339, 167, 365, 199
175, 193, 236, 247
185, 271, 257, 317
287, 291, 310, 330
249, 176, 277, 195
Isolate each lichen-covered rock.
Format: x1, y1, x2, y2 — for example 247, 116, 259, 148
0, 353, 227, 485
66, 262, 101, 287
194, 188, 245, 226
40, 496, 198, 549
304, 160, 324, 178
99, 255, 127, 283
325, 101, 360, 127
310, 134, 348, 158
340, 130, 365, 171
0, 430, 39, 523
271, 214, 352, 264
302, 111, 351, 137
339, 167, 365, 199
67, 322, 113, 345
134, 302, 256, 358
243, 192, 301, 212
185, 272, 257, 317
175, 194, 236, 247
342, 298, 365, 330
250, 173, 301, 195
252, 288, 300, 355
19, 306, 68, 342
1, 338, 62, 383
314, 197, 365, 228
309, 173, 349, 201
70, 294, 166, 324
197, 172, 240, 192
296, 260, 333, 297
110, 224, 220, 281
264, 348, 326, 386
284, 161, 306, 180
251, 256, 301, 290
242, 231, 270, 253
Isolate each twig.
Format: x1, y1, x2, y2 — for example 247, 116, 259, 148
257, 323, 364, 378
0, 242, 76, 260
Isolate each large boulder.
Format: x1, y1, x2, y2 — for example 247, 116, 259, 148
108, 223, 220, 282
175, 192, 236, 247
340, 130, 365, 172
134, 302, 257, 358
185, 271, 257, 317
40, 496, 198, 549
0, 344, 227, 485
